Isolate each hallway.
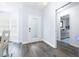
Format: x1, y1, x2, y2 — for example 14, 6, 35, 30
0, 2, 79, 57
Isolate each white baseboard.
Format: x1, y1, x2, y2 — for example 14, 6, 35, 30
9, 40, 21, 43
22, 39, 43, 44
10, 38, 57, 48
43, 39, 56, 48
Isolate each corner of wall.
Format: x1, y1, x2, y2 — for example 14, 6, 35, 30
43, 39, 57, 48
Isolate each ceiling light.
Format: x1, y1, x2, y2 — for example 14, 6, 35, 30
43, 2, 48, 6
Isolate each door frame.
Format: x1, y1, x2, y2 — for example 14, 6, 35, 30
28, 15, 42, 43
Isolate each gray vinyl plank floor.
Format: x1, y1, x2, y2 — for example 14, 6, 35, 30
8, 41, 69, 57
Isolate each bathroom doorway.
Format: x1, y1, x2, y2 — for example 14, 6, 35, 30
60, 15, 70, 41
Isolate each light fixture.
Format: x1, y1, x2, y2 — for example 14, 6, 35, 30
42, 1, 48, 6
43, 2, 47, 6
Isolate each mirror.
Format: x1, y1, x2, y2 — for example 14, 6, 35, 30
60, 14, 70, 40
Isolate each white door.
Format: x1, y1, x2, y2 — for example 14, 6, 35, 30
28, 15, 42, 43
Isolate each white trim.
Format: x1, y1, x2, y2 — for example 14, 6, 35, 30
22, 39, 43, 44
43, 39, 56, 48
22, 39, 57, 48
9, 40, 21, 44
10, 38, 57, 48
69, 43, 79, 48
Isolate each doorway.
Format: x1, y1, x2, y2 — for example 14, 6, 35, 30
60, 15, 70, 40
28, 15, 42, 43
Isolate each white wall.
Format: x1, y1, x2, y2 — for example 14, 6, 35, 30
0, 2, 43, 43
0, 12, 9, 35
0, 3, 20, 43
9, 10, 19, 43
0, 3, 43, 43
57, 3, 79, 48
8, 3, 23, 43
43, 2, 68, 48
19, 5, 42, 43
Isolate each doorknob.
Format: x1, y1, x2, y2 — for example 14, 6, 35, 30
29, 27, 31, 32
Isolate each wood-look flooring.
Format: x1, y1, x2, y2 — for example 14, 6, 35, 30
8, 41, 69, 57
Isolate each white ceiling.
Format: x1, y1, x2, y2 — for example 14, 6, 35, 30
0, 2, 47, 11
22, 2, 47, 10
